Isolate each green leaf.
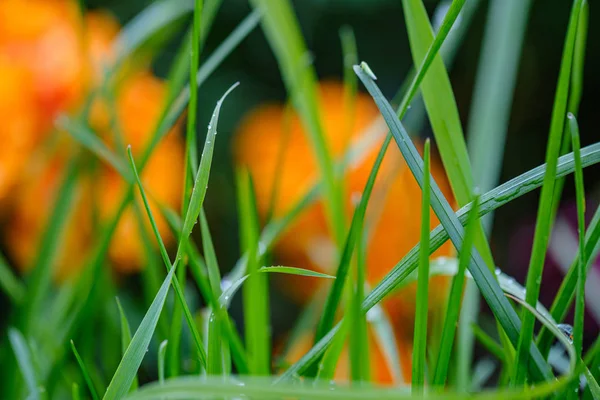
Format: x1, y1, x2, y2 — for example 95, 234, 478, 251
200, 210, 223, 296
355, 63, 552, 381
115, 298, 138, 392
237, 171, 270, 375
71, 340, 99, 400
104, 264, 176, 400
257, 266, 335, 279
433, 195, 480, 387
513, 0, 585, 385
412, 139, 432, 390
0, 252, 25, 304
8, 328, 41, 399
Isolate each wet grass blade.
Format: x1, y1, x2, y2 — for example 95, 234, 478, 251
237, 171, 270, 375
513, 0, 585, 385
71, 340, 99, 400
104, 265, 176, 400
412, 139, 432, 391
116, 299, 138, 392
433, 195, 480, 387
355, 63, 553, 382
257, 266, 335, 279
569, 113, 586, 399
0, 252, 25, 304
8, 328, 40, 399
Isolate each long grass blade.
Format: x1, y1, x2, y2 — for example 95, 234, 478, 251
104, 265, 176, 400
433, 195, 480, 387
513, 0, 585, 385
355, 63, 553, 381
237, 171, 270, 375
71, 340, 99, 400
412, 139, 432, 390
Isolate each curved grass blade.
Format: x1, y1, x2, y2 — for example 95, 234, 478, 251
71, 340, 99, 400
0, 252, 25, 304
258, 266, 335, 279
513, 0, 585, 385
355, 63, 553, 381
8, 328, 41, 400
158, 340, 168, 385
412, 139, 432, 391
104, 265, 176, 400
129, 374, 575, 400
433, 195, 480, 387
116, 298, 138, 392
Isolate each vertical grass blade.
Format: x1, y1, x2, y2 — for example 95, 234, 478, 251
355, 64, 553, 382
569, 113, 586, 399
71, 340, 99, 400
104, 265, 176, 400
513, 0, 585, 385
249, 0, 345, 245
349, 231, 369, 382
237, 171, 270, 375
116, 299, 138, 392
412, 140, 432, 391
433, 195, 480, 387
8, 328, 40, 399
207, 312, 223, 375
158, 340, 168, 385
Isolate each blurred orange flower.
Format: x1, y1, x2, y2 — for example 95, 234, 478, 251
1, 1, 184, 278
234, 82, 455, 383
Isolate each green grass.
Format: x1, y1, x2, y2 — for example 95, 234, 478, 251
3, 0, 600, 398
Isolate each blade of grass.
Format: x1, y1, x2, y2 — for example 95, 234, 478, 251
207, 311, 223, 375
412, 139, 432, 391
257, 266, 335, 279
355, 63, 553, 381
8, 328, 40, 399
433, 194, 480, 387
116, 299, 138, 392
349, 229, 369, 382
200, 210, 223, 295
513, 0, 585, 385
169, 0, 204, 376
104, 264, 176, 400
569, 113, 586, 399
0, 252, 25, 304
538, 1, 590, 356
71, 340, 99, 400
316, 318, 349, 381
237, 170, 270, 375
277, 141, 600, 381
158, 340, 168, 385
249, 0, 345, 246
129, 374, 574, 400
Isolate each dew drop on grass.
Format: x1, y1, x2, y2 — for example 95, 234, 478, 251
557, 323, 574, 343
360, 61, 377, 80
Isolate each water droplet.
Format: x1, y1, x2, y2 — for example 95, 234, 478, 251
495, 267, 502, 276
557, 323, 574, 343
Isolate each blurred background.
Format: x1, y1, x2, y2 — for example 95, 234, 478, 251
1, 0, 599, 376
